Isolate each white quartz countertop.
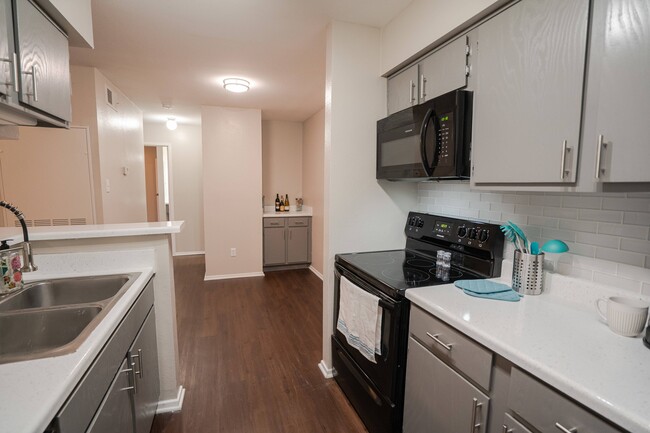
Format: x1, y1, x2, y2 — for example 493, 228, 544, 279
263, 205, 312, 218
406, 277, 650, 433
0, 221, 183, 243
0, 251, 156, 433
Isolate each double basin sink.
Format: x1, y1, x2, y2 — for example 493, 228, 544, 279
0, 273, 139, 364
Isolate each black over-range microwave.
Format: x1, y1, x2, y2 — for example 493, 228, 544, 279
376, 89, 472, 181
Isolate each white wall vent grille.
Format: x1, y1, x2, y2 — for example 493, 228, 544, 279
14, 218, 87, 227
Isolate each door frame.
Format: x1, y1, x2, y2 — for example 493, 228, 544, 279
144, 142, 176, 253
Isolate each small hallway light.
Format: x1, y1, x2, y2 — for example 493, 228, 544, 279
166, 117, 178, 131
223, 78, 250, 93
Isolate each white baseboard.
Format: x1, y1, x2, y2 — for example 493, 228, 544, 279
173, 251, 205, 257
309, 266, 323, 280
204, 271, 265, 281
318, 360, 335, 379
156, 386, 185, 414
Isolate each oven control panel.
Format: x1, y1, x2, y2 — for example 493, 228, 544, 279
406, 212, 504, 253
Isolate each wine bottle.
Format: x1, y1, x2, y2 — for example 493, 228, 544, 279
279, 196, 285, 212
284, 194, 290, 212
275, 194, 280, 212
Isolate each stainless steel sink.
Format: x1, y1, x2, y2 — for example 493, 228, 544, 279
0, 273, 139, 364
0, 275, 130, 312
0, 306, 102, 363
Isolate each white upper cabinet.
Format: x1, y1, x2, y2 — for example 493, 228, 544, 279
471, 0, 589, 185
582, 0, 650, 184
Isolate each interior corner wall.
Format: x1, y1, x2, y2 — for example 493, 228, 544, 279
262, 120, 303, 206
380, 0, 500, 74
143, 122, 205, 254
322, 21, 418, 368
202, 106, 263, 279
303, 109, 325, 276
70, 65, 103, 223
92, 69, 147, 224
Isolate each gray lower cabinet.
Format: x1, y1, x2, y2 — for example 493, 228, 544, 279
54, 278, 159, 433
502, 413, 532, 433
472, 0, 589, 184
263, 217, 311, 268
582, 0, 650, 184
404, 336, 489, 433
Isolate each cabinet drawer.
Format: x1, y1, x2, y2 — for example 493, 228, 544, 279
287, 217, 309, 227
502, 413, 532, 433
508, 368, 624, 433
409, 305, 492, 391
263, 218, 285, 227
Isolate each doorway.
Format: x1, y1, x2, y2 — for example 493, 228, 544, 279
144, 144, 171, 222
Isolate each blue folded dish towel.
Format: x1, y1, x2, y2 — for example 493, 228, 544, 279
454, 280, 522, 302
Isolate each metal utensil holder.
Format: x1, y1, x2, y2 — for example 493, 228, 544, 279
512, 250, 544, 295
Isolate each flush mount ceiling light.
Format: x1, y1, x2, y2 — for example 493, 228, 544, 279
223, 78, 250, 93
166, 117, 178, 131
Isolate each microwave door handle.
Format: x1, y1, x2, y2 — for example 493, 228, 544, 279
420, 108, 435, 177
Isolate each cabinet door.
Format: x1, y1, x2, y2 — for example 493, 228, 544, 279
502, 413, 532, 433
403, 337, 489, 433
419, 35, 469, 103
387, 64, 418, 115
585, 0, 650, 183
287, 226, 310, 264
15, 0, 71, 121
86, 358, 135, 433
263, 226, 286, 265
472, 0, 588, 184
130, 308, 160, 433
0, 0, 16, 99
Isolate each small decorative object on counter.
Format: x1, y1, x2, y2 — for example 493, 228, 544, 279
512, 249, 544, 295
295, 197, 303, 211
0, 240, 23, 294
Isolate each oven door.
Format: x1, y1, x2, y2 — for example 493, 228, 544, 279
333, 263, 408, 403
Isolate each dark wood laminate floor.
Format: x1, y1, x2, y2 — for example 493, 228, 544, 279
151, 255, 368, 433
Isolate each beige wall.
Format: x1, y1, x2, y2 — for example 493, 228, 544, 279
262, 120, 303, 207
380, 0, 501, 74
302, 109, 325, 276
202, 106, 263, 279
143, 122, 204, 255
321, 21, 418, 369
70, 66, 147, 224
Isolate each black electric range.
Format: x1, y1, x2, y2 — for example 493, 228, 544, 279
332, 212, 504, 433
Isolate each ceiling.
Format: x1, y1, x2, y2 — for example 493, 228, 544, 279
69, 0, 413, 126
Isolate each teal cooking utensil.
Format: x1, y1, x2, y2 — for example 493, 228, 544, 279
507, 221, 529, 252
541, 239, 569, 254
500, 224, 525, 253
530, 241, 540, 255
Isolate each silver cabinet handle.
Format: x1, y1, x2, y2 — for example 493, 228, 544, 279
409, 80, 415, 104
120, 365, 137, 394
502, 425, 513, 433
289, 229, 292, 240
555, 422, 577, 433
420, 74, 426, 101
12, 53, 19, 93
131, 349, 143, 378
470, 398, 482, 432
426, 331, 453, 351
595, 134, 607, 180
22, 65, 38, 102
560, 140, 571, 179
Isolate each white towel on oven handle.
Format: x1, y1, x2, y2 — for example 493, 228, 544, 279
336, 276, 382, 363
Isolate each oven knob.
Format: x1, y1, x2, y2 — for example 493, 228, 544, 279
468, 228, 478, 239
479, 229, 489, 242
457, 227, 467, 238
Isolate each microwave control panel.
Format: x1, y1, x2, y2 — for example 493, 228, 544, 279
436, 111, 454, 166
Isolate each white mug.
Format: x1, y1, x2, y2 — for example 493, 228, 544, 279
595, 296, 649, 337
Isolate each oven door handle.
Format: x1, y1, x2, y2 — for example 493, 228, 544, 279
378, 299, 395, 311
420, 107, 435, 177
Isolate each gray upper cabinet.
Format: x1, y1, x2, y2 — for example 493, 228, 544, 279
0, 0, 15, 99
419, 34, 470, 103
15, 0, 71, 122
582, 0, 650, 184
387, 64, 418, 115
471, 0, 589, 184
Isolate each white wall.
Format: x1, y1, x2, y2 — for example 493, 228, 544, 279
303, 109, 325, 276
202, 106, 263, 279
143, 122, 204, 255
380, 0, 501, 74
262, 120, 303, 207
321, 21, 418, 369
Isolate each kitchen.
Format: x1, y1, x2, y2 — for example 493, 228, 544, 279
1, 0, 650, 432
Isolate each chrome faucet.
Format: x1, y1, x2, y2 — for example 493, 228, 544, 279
0, 200, 37, 272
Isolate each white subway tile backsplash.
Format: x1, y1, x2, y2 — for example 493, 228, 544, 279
417, 184, 650, 289
562, 195, 602, 209
598, 223, 649, 239
579, 209, 623, 223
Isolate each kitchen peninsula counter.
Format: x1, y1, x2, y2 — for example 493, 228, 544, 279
0, 222, 185, 433
406, 269, 650, 433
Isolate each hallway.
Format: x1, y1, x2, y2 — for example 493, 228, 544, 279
151, 255, 367, 433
